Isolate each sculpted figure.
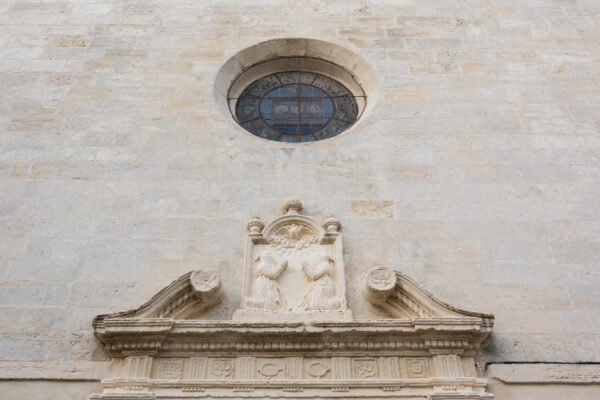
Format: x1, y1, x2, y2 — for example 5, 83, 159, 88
297, 251, 341, 311
244, 253, 288, 312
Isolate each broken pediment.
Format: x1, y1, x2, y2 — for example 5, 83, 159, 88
93, 269, 223, 321
92, 200, 495, 400
364, 266, 494, 321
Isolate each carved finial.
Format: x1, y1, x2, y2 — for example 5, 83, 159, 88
247, 217, 264, 233
282, 199, 303, 215
323, 216, 341, 232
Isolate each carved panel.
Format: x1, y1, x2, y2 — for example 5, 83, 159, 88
378, 357, 400, 379
286, 357, 303, 379
183, 357, 207, 379
235, 357, 255, 380
352, 358, 377, 379
304, 359, 331, 379
156, 358, 184, 380
125, 356, 153, 379
235, 200, 349, 320
406, 358, 429, 378
332, 357, 352, 379
256, 358, 285, 379
433, 354, 463, 378
209, 358, 233, 379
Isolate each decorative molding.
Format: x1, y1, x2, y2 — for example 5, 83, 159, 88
91, 200, 495, 400
93, 268, 222, 322
364, 266, 494, 324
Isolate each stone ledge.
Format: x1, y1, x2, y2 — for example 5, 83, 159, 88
488, 363, 600, 384
0, 361, 109, 381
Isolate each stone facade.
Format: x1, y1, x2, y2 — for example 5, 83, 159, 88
1, 0, 600, 399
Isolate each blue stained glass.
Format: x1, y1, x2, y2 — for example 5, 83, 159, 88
235, 71, 358, 142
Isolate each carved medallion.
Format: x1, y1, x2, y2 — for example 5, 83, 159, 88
306, 361, 330, 378
364, 266, 397, 304
367, 267, 396, 290
258, 362, 284, 378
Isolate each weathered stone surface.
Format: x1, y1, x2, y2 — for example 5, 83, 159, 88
1, 0, 600, 398
488, 363, 600, 384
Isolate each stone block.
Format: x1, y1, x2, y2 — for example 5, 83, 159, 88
9, 260, 81, 281
0, 334, 52, 360
351, 200, 395, 218
69, 282, 140, 309
80, 259, 150, 283
0, 282, 68, 306
0, 237, 26, 259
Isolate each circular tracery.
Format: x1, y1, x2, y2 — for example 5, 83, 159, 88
234, 71, 359, 142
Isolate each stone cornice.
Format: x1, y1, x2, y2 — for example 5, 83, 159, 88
94, 318, 491, 358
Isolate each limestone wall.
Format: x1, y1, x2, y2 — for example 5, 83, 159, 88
1, 0, 599, 398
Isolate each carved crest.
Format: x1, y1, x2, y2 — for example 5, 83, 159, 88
234, 200, 350, 321
269, 223, 318, 250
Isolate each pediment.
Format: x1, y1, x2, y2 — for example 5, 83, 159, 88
91, 200, 495, 400
93, 269, 222, 322
364, 266, 494, 321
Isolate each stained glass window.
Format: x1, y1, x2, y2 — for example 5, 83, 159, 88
234, 72, 359, 142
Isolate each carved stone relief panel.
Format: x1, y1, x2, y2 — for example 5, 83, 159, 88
352, 358, 377, 378
154, 358, 184, 380
304, 359, 331, 379
256, 358, 286, 379
405, 358, 430, 378
209, 358, 234, 379
234, 200, 352, 321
